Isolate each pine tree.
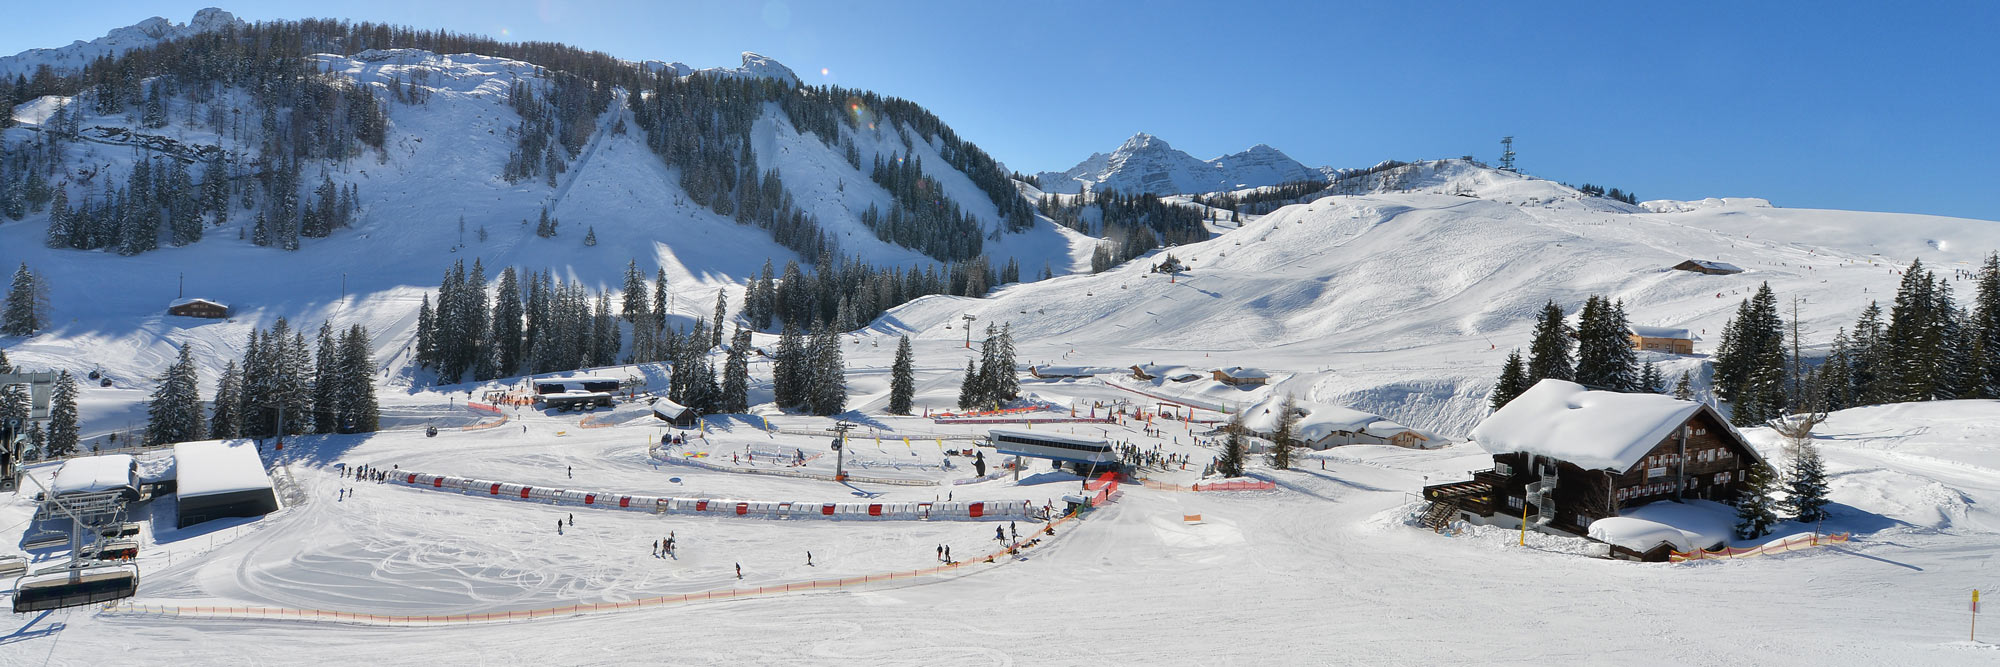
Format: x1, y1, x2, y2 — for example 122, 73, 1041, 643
772, 322, 805, 408
1672, 371, 1694, 401
1575, 296, 1638, 390
3, 262, 41, 336
1638, 361, 1664, 394
210, 360, 244, 439
711, 290, 728, 348
721, 326, 751, 413
312, 321, 339, 433
1734, 462, 1781, 540
336, 325, 380, 432
1784, 442, 1831, 524
1525, 300, 1573, 383
583, 226, 597, 246
888, 335, 915, 415
1849, 302, 1888, 404
1881, 259, 1942, 402
1490, 349, 1530, 410
45, 370, 80, 457
492, 267, 524, 376
957, 358, 981, 410
1218, 410, 1247, 478
1974, 252, 2000, 398
1270, 394, 1298, 470
145, 344, 206, 445
620, 260, 647, 322
807, 326, 846, 416
0, 349, 23, 424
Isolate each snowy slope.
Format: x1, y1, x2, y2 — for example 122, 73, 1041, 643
1034, 132, 1327, 195
880, 160, 2000, 436
0, 47, 1084, 439
0, 8, 243, 78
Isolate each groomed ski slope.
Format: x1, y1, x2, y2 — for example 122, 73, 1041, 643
881, 160, 2000, 436
5, 393, 1997, 665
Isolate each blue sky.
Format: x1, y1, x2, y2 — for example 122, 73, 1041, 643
6, 1, 1998, 220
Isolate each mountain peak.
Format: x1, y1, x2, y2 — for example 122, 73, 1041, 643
1036, 134, 1322, 195
0, 8, 243, 78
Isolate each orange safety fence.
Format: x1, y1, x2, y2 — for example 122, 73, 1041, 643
459, 412, 511, 431
1191, 480, 1276, 492
1668, 532, 1852, 562
100, 508, 1090, 626
579, 413, 619, 429
466, 402, 504, 414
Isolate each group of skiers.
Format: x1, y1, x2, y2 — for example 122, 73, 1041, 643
342, 463, 395, 481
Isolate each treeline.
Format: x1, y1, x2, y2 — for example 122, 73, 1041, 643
1568, 183, 1639, 205
863, 153, 984, 261
1036, 189, 1206, 273
503, 73, 611, 184
956, 323, 1019, 410
1192, 179, 1327, 217
1491, 253, 2000, 427
144, 318, 380, 448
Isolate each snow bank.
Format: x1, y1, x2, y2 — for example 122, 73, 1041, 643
1470, 379, 1699, 471
174, 440, 272, 498
51, 454, 137, 496
1587, 517, 1691, 552
1621, 499, 1737, 549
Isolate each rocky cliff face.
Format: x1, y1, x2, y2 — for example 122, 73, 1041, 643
0, 8, 243, 78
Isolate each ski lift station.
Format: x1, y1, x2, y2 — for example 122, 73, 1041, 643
174, 440, 279, 528
986, 428, 1117, 475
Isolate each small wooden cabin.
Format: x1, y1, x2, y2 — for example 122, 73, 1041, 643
1671, 260, 1743, 276
651, 398, 698, 428
1420, 379, 1763, 540
1628, 326, 1694, 355
167, 298, 230, 319
1212, 367, 1270, 387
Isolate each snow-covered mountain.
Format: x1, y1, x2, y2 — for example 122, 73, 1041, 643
1033, 132, 1328, 195
637, 51, 800, 86
0, 8, 243, 78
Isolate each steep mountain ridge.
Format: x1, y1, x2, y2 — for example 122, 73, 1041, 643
1034, 132, 1327, 195
0, 8, 244, 78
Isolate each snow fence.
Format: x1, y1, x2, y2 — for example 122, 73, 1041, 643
1668, 532, 1852, 562
384, 470, 1042, 522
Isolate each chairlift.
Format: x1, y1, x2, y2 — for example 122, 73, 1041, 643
10, 470, 142, 613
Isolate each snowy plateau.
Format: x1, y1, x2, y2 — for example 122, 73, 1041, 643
0, 8, 1997, 666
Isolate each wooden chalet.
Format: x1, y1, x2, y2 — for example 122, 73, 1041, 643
1671, 259, 1743, 276
1419, 379, 1764, 542
1212, 366, 1270, 387
651, 398, 698, 428
167, 298, 229, 318
1628, 326, 1694, 355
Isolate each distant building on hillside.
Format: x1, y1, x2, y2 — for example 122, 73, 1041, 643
1212, 367, 1270, 387
1420, 379, 1763, 560
1130, 364, 1201, 383
650, 398, 698, 428
1029, 366, 1098, 379
1628, 326, 1694, 355
1671, 260, 1743, 276
167, 298, 229, 318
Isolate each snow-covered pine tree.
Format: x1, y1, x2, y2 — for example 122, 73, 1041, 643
335, 325, 380, 433
620, 260, 647, 322
1525, 300, 1573, 383
1734, 462, 1781, 539
990, 323, 1019, 404
312, 321, 339, 433
1673, 370, 1695, 401
721, 327, 751, 413
583, 226, 597, 246
145, 344, 206, 446
772, 322, 805, 408
807, 326, 846, 416
0, 349, 24, 424
1784, 442, 1831, 524
414, 294, 437, 370
1218, 411, 1247, 478
711, 291, 728, 348
210, 361, 243, 439
44, 370, 80, 457
1270, 394, 1298, 470
1574, 296, 1639, 391
1881, 259, 1942, 402
888, 335, 915, 415
1639, 361, 1663, 394
3, 262, 41, 336
1848, 302, 1887, 404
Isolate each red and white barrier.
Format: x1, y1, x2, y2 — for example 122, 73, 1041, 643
382, 469, 1043, 522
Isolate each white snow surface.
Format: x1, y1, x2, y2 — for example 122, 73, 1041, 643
0, 8, 243, 78
1587, 516, 1692, 552
174, 440, 273, 497
50, 454, 136, 496
1470, 379, 1702, 471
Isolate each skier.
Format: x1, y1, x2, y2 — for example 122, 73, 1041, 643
735, 563, 742, 579
567, 466, 573, 478
944, 546, 951, 563
1010, 521, 1017, 540
995, 525, 1006, 541
807, 551, 814, 567
654, 539, 660, 557
936, 544, 943, 562
568, 513, 574, 526
557, 520, 564, 535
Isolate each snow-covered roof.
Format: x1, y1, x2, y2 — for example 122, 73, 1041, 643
1587, 517, 1691, 553
1470, 379, 1703, 471
1030, 365, 1105, 377
1242, 397, 1375, 441
535, 376, 618, 386
1679, 260, 1743, 273
1215, 366, 1269, 379
652, 399, 691, 419
1629, 325, 1691, 340
168, 297, 227, 308
174, 441, 273, 498
1132, 364, 1201, 380
51, 455, 136, 496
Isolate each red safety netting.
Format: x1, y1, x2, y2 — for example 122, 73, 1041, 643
1668, 532, 1852, 562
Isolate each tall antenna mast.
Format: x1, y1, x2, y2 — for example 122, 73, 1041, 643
1498, 136, 1517, 172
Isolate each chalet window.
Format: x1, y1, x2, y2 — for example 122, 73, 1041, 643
1715, 473, 1728, 484
1647, 466, 1666, 479
1694, 428, 1706, 435
1616, 488, 1627, 500
1507, 496, 1523, 509
1574, 515, 1593, 528
1495, 463, 1512, 476
1736, 470, 1744, 481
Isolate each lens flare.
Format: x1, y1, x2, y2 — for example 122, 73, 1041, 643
821, 67, 830, 76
